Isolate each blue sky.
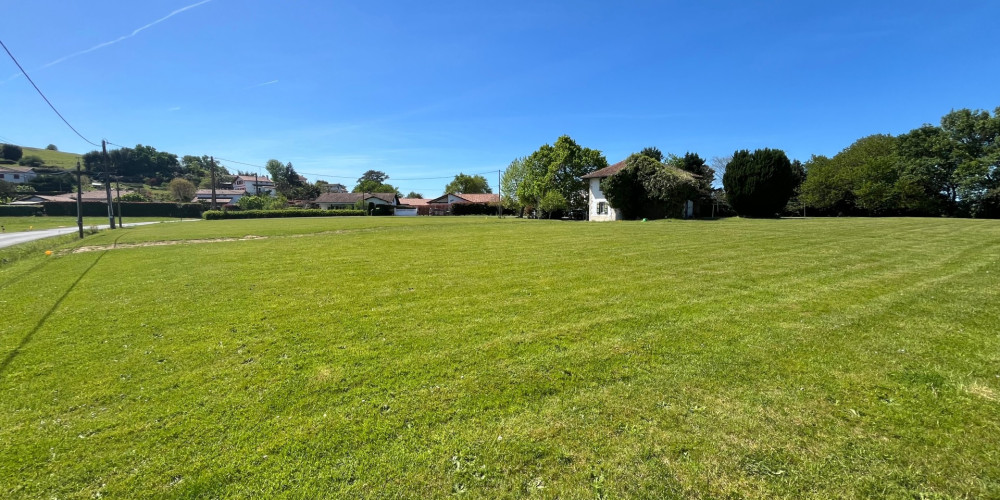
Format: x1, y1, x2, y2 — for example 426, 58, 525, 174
3, 0, 999, 196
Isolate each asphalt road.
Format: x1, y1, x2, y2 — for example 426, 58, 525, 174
0, 220, 196, 249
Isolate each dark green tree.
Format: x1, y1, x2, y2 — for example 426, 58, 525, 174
0, 143, 23, 162
639, 147, 664, 163
0, 180, 17, 203
445, 173, 491, 194
45, 144, 58, 151
723, 148, 796, 217
405, 191, 423, 198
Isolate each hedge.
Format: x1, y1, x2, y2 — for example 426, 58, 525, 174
451, 202, 515, 216
204, 209, 364, 220
0, 205, 43, 216
41, 202, 203, 218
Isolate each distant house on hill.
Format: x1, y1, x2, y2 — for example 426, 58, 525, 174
0, 166, 38, 185
582, 160, 697, 221
192, 189, 245, 206
233, 175, 276, 195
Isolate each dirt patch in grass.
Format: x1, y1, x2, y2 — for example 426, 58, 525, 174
965, 382, 998, 402
67, 235, 267, 254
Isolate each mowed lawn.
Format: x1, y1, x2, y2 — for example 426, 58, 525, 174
1, 217, 998, 498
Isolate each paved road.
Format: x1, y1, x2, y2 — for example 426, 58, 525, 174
0, 220, 198, 249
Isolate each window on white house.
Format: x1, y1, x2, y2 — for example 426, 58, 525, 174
597, 202, 608, 215
13, 174, 20, 179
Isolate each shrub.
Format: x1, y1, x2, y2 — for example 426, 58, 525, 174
204, 209, 363, 220
722, 148, 796, 217
45, 144, 58, 151
0, 143, 23, 162
18, 155, 44, 167
450, 202, 513, 216
168, 178, 197, 202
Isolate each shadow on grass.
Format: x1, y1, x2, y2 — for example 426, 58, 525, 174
0, 249, 107, 376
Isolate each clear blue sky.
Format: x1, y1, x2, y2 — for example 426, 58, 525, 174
3, 0, 998, 196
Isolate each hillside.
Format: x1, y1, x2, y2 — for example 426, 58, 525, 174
19, 146, 84, 170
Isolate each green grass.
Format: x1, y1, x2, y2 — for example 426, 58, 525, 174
0, 216, 181, 233
19, 147, 83, 170
1, 217, 998, 498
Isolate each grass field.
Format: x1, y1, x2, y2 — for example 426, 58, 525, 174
18, 147, 83, 170
1, 217, 998, 498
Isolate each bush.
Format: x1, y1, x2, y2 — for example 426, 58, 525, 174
722, 148, 796, 217
41, 202, 203, 218
46, 144, 58, 151
168, 177, 197, 202
0, 205, 43, 216
450, 202, 513, 216
0, 143, 23, 162
204, 209, 363, 220
18, 155, 44, 167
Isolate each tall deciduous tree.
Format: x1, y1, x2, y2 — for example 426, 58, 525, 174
353, 170, 398, 194
445, 173, 492, 194
512, 135, 607, 214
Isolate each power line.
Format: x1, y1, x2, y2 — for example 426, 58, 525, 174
0, 38, 100, 147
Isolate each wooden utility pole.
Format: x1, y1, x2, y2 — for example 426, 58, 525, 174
210, 156, 218, 210
76, 160, 83, 238
102, 140, 116, 229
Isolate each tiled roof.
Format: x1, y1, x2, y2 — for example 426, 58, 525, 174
581, 159, 697, 180
234, 175, 273, 184
427, 193, 500, 204
454, 193, 499, 204
314, 192, 397, 204
581, 161, 626, 179
195, 189, 245, 196
399, 198, 431, 206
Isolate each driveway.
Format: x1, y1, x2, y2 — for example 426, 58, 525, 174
0, 220, 199, 249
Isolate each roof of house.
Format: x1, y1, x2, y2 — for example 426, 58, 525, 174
0, 166, 37, 174
427, 193, 500, 204
314, 192, 397, 204
399, 198, 431, 206
195, 189, 245, 197
581, 159, 698, 180
581, 161, 627, 179
234, 175, 274, 184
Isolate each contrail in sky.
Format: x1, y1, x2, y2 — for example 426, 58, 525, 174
247, 80, 279, 89
41, 0, 213, 69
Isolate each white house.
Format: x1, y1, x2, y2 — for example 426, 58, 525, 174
233, 175, 276, 195
581, 162, 626, 221
0, 166, 38, 185
582, 160, 698, 221
192, 189, 245, 206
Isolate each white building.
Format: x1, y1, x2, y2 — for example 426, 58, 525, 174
581, 161, 626, 221
233, 175, 276, 195
0, 166, 38, 185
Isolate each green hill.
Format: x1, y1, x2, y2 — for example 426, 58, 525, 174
19, 146, 84, 170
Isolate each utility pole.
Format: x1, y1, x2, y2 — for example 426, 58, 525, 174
115, 176, 123, 227
102, 140, 116, 229
498, 169, 502, 218
76, 160, 84, 238
210, 156, 217, 210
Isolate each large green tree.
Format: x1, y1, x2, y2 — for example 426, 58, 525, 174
510, 135, 607, 215
82, 144, 180, 181
0, 143, 23, 162
800, 135, 901, 215
353, 170, 398, 194
445, 173, 492, 194
723, 148, 796, 217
